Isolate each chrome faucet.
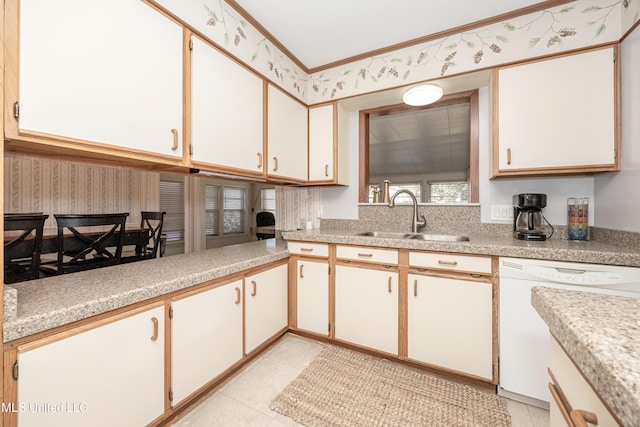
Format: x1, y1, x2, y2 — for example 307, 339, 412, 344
388, 189, 426, 233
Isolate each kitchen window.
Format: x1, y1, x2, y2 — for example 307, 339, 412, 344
369, 182, 422, 204
260, 188, 276, 213
204, 184, 247, 237
428, 181, 469, 204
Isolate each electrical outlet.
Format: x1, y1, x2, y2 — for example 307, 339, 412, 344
490, 204, 514, 221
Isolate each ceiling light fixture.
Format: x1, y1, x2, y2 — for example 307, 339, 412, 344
402, 83, 444, 106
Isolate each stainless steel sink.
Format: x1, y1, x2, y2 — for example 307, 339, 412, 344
356, 231, 469, 242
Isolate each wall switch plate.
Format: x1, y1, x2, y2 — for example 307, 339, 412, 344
490, 204, 514, 221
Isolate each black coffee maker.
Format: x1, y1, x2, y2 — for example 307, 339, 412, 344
513, 193, 552, 241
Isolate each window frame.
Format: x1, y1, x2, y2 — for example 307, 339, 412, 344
203, 180, 250, 240
358, 89, 479, 204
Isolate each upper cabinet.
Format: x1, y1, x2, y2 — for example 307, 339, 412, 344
308, 104, 336, 183
267, 84, 308, 182
493, 46, 620, 177
190, 36, 265, 177
5, 0, 184, 165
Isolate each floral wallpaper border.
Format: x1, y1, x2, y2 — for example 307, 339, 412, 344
156, 0, 638, 104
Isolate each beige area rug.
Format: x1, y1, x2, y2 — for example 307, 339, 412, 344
270, 345, 511, 427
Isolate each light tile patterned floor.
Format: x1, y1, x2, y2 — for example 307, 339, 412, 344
171, 334, 549, 427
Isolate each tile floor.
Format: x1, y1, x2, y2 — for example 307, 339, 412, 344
171, 333, 549, 427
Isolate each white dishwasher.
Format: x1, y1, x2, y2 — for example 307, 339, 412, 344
498, 257, 640, 408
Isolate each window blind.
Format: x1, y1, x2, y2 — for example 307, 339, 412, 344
159, 180, 184, 242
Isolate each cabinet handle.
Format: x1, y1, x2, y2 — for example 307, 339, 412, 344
300, 247, 314, 253
548, 382, 573, 426
273, 157, 279, 172
170, 128, 179, 151
257, 153, 263, 169
571, 410, 598, 427
438, 260, 458, 266
414, 279, 418, 297
234, 287, 241, 304
251, 280, 257, 297
507, 148, 512, 165
325, 164, 329, 177
357, 253, 373, 258
388, 277, 392, 293
300, 264, 304, 279
150, 317, 159, 341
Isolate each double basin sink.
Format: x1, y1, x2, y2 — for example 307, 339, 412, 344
357, 231, 469, 242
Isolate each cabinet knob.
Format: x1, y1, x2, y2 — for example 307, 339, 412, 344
234, 287, 241, 305
170, 129, 179, 151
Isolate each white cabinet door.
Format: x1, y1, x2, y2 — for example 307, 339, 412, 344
245, 263, 289, 354
549, 337, 618, 427
18, 0, 183, 158
335, 265, 398, 355
408, 274, 493, 380
296, 259, 329, 336
17, 304, 165, 427
494, 47, 617, 175
267, 85, 308, 181
308, 104, 335, 182
171, 280, 243, 405
191, 36, 265, 174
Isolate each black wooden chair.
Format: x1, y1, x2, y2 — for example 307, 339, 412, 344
4, 213, 49, 284
256, 211, 275, 240
138, 211, 166, 259
40, 213, 129, 275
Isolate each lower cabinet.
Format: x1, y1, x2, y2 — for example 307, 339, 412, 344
171, 279, 243, 405
15, 303, 165, 427
295, 259, 329, 336
335, 264, 399, 355
407, 274, 493, 380
548, 337, 619, 427
245, 263, 289, 354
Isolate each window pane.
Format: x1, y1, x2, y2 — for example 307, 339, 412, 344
368, 183, 422, 204
205, 185, 219, 236
224, 187, 246, 234
429, 182, 469, 203
160, 180, 184, 242
261, 188, 276, 212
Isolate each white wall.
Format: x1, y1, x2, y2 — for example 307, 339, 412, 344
322, 88, 597, 226
594, 26, 640, 232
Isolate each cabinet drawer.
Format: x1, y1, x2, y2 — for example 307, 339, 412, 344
288, 241, 329, 257
336, 245, 398, 265
410, 252, 491, 274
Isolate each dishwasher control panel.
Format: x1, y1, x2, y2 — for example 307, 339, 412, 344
499, 258, 640, 291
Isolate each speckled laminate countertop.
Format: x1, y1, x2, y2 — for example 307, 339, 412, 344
532, 287, 640, 427
3, 239, 288, 343
282, 229, 640, 267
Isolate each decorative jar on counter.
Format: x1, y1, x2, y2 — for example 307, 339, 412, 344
567, 198, 589, 240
